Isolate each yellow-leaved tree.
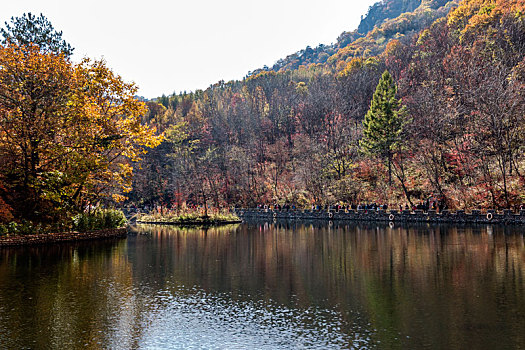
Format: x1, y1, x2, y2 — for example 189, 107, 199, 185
0, 43, 162, 222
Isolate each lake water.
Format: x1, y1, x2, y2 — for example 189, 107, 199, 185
0, 222, 524, 349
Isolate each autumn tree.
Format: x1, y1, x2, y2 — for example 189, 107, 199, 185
0, 44, 76, 220
0, 42, 161, 222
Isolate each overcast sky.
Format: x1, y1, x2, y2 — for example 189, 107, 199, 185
0, 0, 378, 98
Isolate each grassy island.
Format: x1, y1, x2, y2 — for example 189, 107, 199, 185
136, 209, 241, 226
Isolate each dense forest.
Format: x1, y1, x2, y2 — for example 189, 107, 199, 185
132, 0, 525, 211
0, 0, 524, 230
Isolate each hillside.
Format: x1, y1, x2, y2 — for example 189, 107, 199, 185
251, 0, 459, 74
135, 0, 525, 212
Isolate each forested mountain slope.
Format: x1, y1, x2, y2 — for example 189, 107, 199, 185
253, 0, 459, 73
358, 0, 424, 33
133, 0, 525, 211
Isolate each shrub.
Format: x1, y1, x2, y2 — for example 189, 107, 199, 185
72, 209, 127, 232
0, 224, 7, 236
102, 209, 127, 228
0, 221, 42, 236
17, 220, 36, 235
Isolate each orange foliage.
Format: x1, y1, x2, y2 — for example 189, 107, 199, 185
0, 44, 162, 219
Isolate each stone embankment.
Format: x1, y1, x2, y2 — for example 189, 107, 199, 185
0, 227, 128, 247
236, 209, 525, 225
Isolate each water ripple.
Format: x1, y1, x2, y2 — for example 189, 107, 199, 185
134, 288, 364, 349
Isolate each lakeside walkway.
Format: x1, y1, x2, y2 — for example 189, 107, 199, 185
236, 208, 525, 225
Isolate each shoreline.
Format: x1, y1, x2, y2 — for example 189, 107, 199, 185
0, 227, 128, 247
236, 209, 525, 225
136, 220, 242, 226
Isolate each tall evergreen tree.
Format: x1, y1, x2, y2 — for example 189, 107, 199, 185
360, 70, 407, 186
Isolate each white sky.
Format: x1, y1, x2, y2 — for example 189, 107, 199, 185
0, 0, 377, 98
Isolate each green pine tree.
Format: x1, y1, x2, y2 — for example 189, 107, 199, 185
1, 13, 74, 56
360, 70, 407, 186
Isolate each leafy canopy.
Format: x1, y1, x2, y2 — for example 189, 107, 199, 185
0, 31, 161, 221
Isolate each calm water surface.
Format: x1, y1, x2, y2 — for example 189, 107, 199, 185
1, 222, 524, 349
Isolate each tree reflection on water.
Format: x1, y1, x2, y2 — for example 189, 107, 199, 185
0, 223, 524, 349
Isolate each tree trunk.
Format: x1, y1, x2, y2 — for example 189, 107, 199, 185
392, 157, 414, 207
202, 189, 208, 217
497, 156, 510, 209
388, 152, 393, 187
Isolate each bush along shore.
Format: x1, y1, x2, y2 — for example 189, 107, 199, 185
0, 209, 128, 247
136, 209, 241, 226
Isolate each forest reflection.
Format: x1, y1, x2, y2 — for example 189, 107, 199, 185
130, 223, 525, 349
0, 223, 524, 349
